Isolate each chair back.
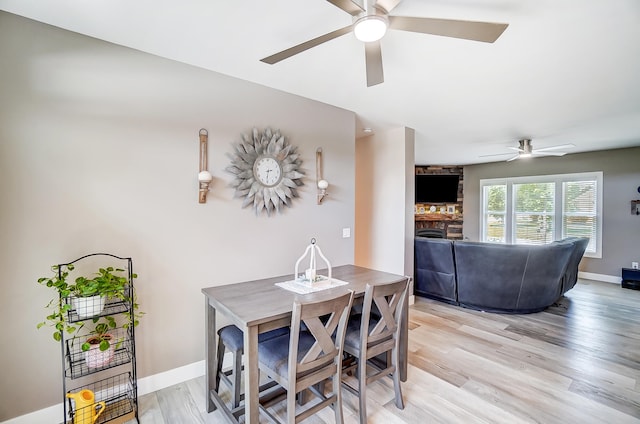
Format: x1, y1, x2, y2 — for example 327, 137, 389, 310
360, 279, 409, 356
288, 290, 354, 390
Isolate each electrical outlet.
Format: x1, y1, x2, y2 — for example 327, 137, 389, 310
342, 228, 351, 238
633, 261, 639, 270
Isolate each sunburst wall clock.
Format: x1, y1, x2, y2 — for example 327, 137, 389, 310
226, 127, 304, 216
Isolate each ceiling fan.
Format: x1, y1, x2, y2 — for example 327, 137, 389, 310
481, 139, 576, 162
260, 0, 509, 87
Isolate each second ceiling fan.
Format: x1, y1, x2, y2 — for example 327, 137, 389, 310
481, 139, 576, 162
260, 0, 509, 87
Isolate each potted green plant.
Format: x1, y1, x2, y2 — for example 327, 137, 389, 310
37, 263, 83, 341
82, 318, 116, 368
37, 264, 142, 345
72, 278, 107, 319
72, 266, 131, 318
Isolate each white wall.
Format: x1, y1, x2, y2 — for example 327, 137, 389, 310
355, 127, 414, 278
0, 12, 356, 421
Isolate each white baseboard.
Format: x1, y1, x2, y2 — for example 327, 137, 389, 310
2, 360, 208, 424
578, 271, 621, 284
137, 360, 205, 396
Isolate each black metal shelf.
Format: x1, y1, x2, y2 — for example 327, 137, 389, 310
65, 328, 133, 379
65, 288, 132, 324
58, 253, 139, 424
66, 372, 136, 424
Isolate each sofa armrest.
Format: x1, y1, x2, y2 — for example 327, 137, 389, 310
560, 237, 590, 293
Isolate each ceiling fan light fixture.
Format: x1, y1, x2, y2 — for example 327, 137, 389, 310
354, 15, 388, 42
519, 139, 533, 155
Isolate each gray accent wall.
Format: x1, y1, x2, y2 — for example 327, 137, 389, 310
463, 147, 640, 278
0, 12, 356, 420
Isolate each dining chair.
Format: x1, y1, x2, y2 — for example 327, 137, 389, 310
342, 278, 409, 424
215, 325, 288, 411
257, 289, 354, 424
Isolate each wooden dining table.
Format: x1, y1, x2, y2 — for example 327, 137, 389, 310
202, 264, 409, 424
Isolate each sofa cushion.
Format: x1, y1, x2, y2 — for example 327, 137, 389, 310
514, 240, 574, 311
454, 241, 531, 312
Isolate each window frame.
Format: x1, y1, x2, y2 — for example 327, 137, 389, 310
479, 171, 603, 258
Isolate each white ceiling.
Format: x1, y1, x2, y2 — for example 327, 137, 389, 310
2, 0, 640, 165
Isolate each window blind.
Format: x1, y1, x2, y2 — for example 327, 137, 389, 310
513, 182, 555, 245
563, 180, 597, 252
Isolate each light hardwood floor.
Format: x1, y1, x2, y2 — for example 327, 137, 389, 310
135, 279, 640, 423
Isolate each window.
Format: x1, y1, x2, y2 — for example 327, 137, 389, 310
482, 184, 506, 242
514, 182, 555, 245
480, 172, 602, 257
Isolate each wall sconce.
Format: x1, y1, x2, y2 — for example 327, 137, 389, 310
198, 128, 213, 203
316, 148, 329, 204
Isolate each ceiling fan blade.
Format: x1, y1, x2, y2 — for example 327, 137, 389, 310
479, 152, 514, 157
364, 40, 384, 87
389, 16, 509, 43
261, 25, 353, 64
532, 151, 567, 157
507, 146, 524, 152
533, 143, 575, 152
326, 0, 365, 16
375, 0, 403, 14
506, 154, 520, 162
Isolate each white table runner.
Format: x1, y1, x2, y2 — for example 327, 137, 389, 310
275, 276, 349, 294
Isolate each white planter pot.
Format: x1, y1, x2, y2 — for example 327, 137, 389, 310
72, 295, 106, 319
84, 335, 115, 369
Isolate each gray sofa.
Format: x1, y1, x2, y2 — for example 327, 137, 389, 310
414, 237, 589, 313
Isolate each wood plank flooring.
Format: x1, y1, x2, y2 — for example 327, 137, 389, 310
134, 279, 640, 423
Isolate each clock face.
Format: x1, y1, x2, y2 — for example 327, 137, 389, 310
254, 157, 282, 187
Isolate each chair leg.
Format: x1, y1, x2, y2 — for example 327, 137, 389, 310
215, 338, 225, 391
392, 348, 405, 410
287, 388, 297, 424
333, 375, 344, 424
358, 358, 367, 424
231, 350, 242, 408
